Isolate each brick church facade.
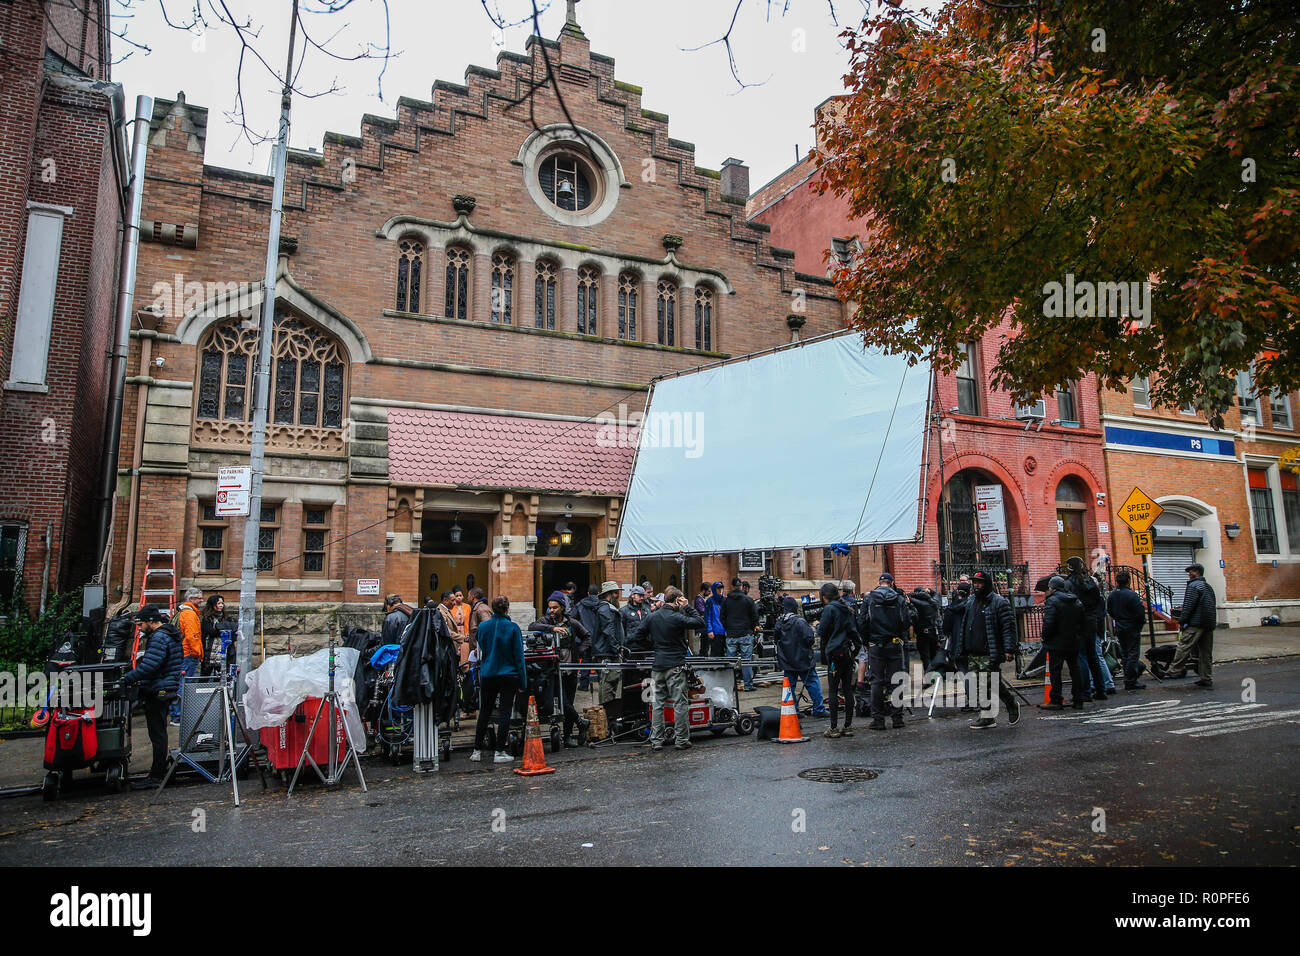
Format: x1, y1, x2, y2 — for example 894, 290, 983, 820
107, 16, 848, 641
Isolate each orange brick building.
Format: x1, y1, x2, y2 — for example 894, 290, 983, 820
106, 16, 847, 639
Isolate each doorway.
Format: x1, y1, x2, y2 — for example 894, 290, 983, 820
1057, 510, 1087, 565
419, 557, 490, 607
634, 558, 682, 597
536, 559, 603, 617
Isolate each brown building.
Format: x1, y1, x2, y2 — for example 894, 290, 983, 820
1100, 363, 1300, 627
750, 99, 1114, 598
0, 0, 126, 609
107, 14, 846, 644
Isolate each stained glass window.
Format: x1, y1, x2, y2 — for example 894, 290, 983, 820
618, 272, 637, 340
535, 260, 557, 330
491, 252, 514, 324
444, 246, 470, 320
657, 279, 676, 346
396, 238, 423, 312
578, 267, 598, 335
694, 286, 712, 351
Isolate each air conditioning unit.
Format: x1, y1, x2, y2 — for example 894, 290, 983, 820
1015, 399, 1046, 421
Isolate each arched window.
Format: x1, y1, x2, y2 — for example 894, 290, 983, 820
444, 245, 470, 320
657, 279, 677, 346
1055, 477, 1089, 503
395, 238, 423, 312
491, 252, 515, 324
535, 259, 557, 330
577, 266, 599, 335
195, 315, 347, 451
618, 272, 638, 340
694, 285, 713, 351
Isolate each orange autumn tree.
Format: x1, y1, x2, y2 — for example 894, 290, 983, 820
816, 0, 1298, 427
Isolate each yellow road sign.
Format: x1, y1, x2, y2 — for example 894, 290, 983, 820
1130, 529, 1153, 555
1117, 487, 1164, 533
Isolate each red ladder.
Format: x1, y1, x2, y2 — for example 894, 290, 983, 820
132, 549, 178, 665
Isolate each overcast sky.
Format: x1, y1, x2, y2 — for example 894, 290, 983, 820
110, 0, 867, 192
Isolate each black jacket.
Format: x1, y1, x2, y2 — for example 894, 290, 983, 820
589, 599, 624, 659
941, 594, 969, 643
1107, 586, 1146, 633
527, 613, 591, 663
955, 590, 1015, 660
910, 589, 939, 632
720, 590, 758, 637
124, 623, 182, 697
620, 601, 651, 651
1178, 576, 1217, 630
818, 599, 859, 664
1067, 570, 1103, 637
1042, 588, 1085, 651
382, 605, 412, 645
392, 606, 459, 721
776, 612, 816, 673
859, 585, 916, 644
645, 604, 706, 671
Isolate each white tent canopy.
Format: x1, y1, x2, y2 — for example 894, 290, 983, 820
615, 332, 931, 558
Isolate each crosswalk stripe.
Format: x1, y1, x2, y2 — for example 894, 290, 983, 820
1168, 708, 1300, 738
1107, 703, 1263, 727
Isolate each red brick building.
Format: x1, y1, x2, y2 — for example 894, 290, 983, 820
749, 98, 1114, 596
107, 14, 846, 645
0, 0, 126, 609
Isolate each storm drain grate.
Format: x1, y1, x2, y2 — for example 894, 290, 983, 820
798, 766, 879, 784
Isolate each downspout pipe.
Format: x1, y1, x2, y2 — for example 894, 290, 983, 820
94, 94, 152, 583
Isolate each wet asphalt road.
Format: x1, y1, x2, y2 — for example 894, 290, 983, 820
1, 657, 1297, 866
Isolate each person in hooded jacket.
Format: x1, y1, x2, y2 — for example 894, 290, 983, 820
860, 573, 914, 731
586, 582, 626, 724
775, 596, 827, 717
704, 581, 727, 656
953, 571, 1021, 728
910, 586, 940, 676
817, 582, 859, 737
1067, 556, 1112, 701
620, 586, 651, 654
122, 605, 183, 782
382, 594, 414, 645
1039, 575, 1086, 710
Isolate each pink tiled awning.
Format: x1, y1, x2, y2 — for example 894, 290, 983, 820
388, 408, 636, 495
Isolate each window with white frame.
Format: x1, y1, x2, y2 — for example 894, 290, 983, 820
1056, 382, 1080, 425
1237, 366, 1260, 423
1248, 468, 1278, 554
1270, 389, 1293, 430
956, 343, 980, 415
1130, 375, 1151, 408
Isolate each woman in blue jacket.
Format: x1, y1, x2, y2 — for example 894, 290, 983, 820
471, 595, 527, 763
706, 581, 726, 656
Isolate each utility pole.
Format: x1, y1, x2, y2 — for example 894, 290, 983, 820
237, 0, 300, 696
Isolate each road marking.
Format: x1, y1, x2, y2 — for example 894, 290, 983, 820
1107, 703, 1263, 727
1168, 708, 1300, 738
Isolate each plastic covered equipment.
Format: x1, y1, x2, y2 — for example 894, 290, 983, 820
242, 647, 366, 752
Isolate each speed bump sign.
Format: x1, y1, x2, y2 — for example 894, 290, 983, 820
1130, 530, 1153, 555
1118, 487, 1164, 533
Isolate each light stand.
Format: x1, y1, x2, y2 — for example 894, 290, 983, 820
152, 642, 266, 806
286, 625, 367, 796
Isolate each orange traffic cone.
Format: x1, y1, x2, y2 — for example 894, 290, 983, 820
776, 676, 809, 744
1044, 651, 1053, 705
514, 696, 556, 776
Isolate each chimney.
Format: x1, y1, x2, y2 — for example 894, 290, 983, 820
720, 158, 750, 201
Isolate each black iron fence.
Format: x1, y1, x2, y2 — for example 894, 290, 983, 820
934, 561, 1031, 596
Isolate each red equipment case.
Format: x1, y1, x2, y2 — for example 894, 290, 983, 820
260, 697, 348, 771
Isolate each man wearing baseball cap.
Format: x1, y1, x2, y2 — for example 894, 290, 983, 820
620, 585, 650, 652
122, 605, 183, 784
1169, 563, 1217, 686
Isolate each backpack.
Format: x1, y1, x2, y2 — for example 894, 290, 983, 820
861, 589, 909, 643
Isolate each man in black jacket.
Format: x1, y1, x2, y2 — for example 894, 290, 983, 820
642, 588, 707, 750
910, 586, 940, 676
620, 586, 651, 653
1039, 576, 1086, 710
528, 596, 592, 747
775, 596, 827, 717
382, 594, 413, 645
1106, 571, 1147, 690
1170, 564, 1216, 687
720, 578, 759, 692
122, 605, 183, 782
954, 572, 1021, 728
589, 581, 625, 723
860, 573, 914, 731
1067, 556, 1112, 701
816, 582, 859, 737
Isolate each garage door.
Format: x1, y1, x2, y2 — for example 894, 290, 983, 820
1150, 540, 1196, 612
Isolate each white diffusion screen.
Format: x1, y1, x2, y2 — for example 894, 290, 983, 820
616, 333, 930, 557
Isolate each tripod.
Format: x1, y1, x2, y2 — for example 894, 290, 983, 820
287, 633, 367, 796
151, 648, 266, 806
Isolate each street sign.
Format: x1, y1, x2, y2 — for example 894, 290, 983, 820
1130, 529, 1153, 555
1117, 486, 1164, 533
975, 484, 1008, 550
215, 465, 251, 517
356, 578, 380, 596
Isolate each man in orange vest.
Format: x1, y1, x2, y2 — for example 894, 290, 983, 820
171, 587, 204, 724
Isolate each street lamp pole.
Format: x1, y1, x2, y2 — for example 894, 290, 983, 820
236, 0, 300, 696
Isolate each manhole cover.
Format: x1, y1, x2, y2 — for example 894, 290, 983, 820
798, 766, 879, 783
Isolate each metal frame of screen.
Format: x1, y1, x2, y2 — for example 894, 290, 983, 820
613, 330, 932, 559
